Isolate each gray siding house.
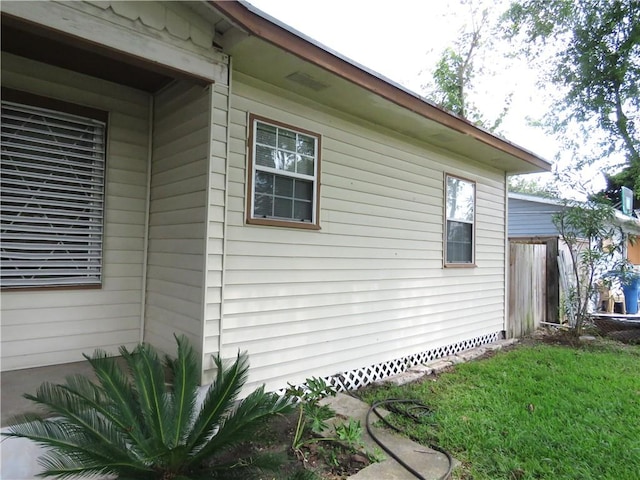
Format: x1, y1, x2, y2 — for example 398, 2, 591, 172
508, 192, 564, 238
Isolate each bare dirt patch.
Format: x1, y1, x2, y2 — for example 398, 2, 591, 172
221, 411, 369, 479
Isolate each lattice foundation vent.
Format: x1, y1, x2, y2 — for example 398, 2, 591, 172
278, 331, 501, 396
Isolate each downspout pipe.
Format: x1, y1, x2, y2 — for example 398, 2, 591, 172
218, 56, 232, 359
504, 173, 510, 340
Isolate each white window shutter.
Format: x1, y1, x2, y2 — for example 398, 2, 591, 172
1, 101, 106, 288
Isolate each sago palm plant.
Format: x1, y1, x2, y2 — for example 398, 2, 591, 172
4, 336, 293, 479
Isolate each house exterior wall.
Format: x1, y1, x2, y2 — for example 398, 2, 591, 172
629, 239, 640, 265
508, 197, 562, 238
221, 74, 507, 393
144, 82, 211, 359
146, 78, 229, 376
1, 0, 230, 375
1, 53, 150, 370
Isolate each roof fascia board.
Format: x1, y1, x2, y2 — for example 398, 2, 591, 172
614, 210, 640, 234
508, 192, 564, 206
209, 0, 551, 172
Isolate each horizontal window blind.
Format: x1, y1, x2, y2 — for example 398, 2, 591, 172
1, 100, 106, 288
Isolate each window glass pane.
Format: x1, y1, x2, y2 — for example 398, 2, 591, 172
284, 153, 297, 172
255, 171, 273, 194
446, 220, 473, 263
254, 194, 273, 217
256, 122, 276, 146
296, 156, 314, 175
278, 129, 296, 152
256, 145, 275, 168
275, 175, 293, 197
297, 134, 315, 156
294, 179, 313, 200
446, 176, 474, 222
274, 197, 293, 218
272, 151, 297, 172
294, 200, 312, 221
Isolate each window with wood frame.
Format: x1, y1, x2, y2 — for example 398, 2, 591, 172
445, 174, 476, 265
1, 90, 107, 288
247, 114, 320, 229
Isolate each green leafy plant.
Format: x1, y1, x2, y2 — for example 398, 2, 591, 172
287, 377, 336, 454
286, 378, 366, 460
3, 336, 293, 479
334, 418, 364, 446
552, 197, 630, 333
505, 0, 640, 193
611, 255, 640, 285
366, 447, 386, 464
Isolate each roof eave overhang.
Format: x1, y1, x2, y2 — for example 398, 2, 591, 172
209, 0, 551, 174
614, 211, 640, 235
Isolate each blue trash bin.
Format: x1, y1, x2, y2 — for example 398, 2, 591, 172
622, 277, 640, 315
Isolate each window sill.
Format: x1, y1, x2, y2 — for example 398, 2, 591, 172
247, 217, 321, 230
1, 284, 102, 292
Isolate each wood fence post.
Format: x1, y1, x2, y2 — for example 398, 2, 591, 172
546, 238, 560, 324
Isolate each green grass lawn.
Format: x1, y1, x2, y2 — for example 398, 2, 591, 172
361, 342, 640, 480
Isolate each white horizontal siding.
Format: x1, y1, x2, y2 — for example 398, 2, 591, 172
1, 53, 148, 371
221, 75, 506, 393
200, 83, 229, 383
144, 82, 211, 359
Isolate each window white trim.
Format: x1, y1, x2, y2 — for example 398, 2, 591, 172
247, 114, 321, 230
1, 96, 107, 288
444, 174, 476, 266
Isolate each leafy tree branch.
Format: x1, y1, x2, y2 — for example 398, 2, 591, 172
504, 0, 640, 192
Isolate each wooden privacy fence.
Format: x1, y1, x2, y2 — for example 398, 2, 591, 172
508, 238, 559, 338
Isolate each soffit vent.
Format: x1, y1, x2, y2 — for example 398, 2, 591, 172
428, 133, 454, 144
285, 71, 330, 92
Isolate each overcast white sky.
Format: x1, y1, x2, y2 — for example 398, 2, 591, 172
246, 0, 559, 164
